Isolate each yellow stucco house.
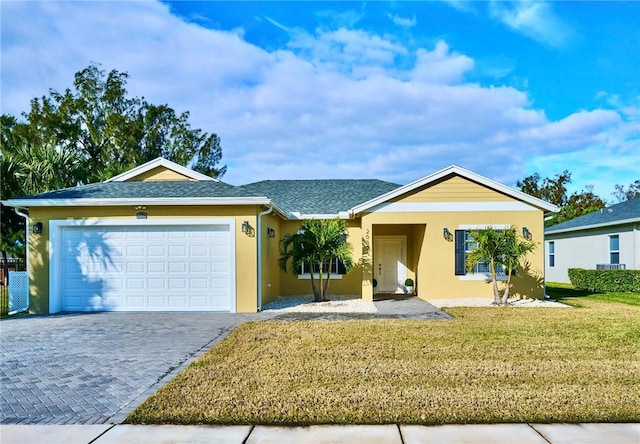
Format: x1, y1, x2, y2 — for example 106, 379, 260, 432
4, 158, 558, 314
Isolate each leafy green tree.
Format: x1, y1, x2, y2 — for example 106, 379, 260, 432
613, 180, 640, 202
517, 171, 606, 226
516, 170, 571, 207
560, 185, 606, 223
466, 226, 537, 305
17, 63, 226, 182
279, 219, 354, 302
1, 63, 227, 271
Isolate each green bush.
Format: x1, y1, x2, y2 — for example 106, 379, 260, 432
568, 268, 640, 293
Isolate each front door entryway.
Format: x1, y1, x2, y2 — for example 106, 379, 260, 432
374, 235, 407, 293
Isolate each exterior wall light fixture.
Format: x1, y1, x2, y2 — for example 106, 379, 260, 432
267, 227, 276, 238
443, 227, 452, 241
33, 222, 43, 234
523, 227, 532, 240
242, 220, 250, 234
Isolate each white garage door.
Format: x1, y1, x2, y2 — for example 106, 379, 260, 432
59, 224, 234, 312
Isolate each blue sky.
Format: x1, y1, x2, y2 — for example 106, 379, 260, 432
2, 1, 639, 201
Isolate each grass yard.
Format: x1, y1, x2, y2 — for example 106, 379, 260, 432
128, 292, 640, 425
546, 281, 640, 306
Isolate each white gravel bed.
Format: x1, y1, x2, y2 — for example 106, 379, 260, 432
262, 295, 378, 313
428, 298, 571, 308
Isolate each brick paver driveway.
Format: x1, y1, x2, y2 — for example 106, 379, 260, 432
1, 312, 257, 425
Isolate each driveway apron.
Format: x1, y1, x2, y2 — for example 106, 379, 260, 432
0, 312, 254, 425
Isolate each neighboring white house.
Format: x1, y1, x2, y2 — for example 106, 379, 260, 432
544, 198, 640, 283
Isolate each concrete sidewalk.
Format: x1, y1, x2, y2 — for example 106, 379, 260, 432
1, 423, 638, 443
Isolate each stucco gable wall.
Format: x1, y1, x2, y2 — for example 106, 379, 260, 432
125, 166, 195, 181
392, 175, 515, 203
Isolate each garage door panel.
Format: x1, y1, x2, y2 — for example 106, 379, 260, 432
168, 262, 187, 273
148, 278, 166, 289
148, 245, 166, 256
60, 224, 233, 312
189, 278, 208, 289
126, 245, 145, 257
126, 262, 145, 273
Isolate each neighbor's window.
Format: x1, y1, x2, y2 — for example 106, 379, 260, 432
549, 241, 555, 267
298, 258, 347, 276
609, 235, 620, 264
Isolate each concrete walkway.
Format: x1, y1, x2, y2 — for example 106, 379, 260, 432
269, 297, 452, 321
1, 423, 638, 443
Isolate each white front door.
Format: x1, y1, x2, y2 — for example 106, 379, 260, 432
375, 236, 407, 293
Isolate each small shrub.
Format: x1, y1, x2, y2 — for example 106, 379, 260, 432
568, 268, 640, 293
405, 278, 414, 287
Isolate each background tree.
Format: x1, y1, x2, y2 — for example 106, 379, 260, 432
279, 219, 354, 302
613, 180, 640, 202
517, 171, 606, 226
19, 63, 226, 182
516, 170, 571, 207
1, 63, 226, 271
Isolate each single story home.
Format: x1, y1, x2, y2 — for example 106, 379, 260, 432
545, 198, 640, 283
3, 158, 558, 313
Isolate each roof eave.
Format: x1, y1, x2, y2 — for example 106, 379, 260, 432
1, 197, 271, 207
545, 217, 640, 235
287, 212, 350, 220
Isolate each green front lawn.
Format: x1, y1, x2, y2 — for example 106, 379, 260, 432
128, 295, 640, 425
546, 281, 640, 306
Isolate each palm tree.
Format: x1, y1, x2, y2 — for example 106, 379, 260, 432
465, 227, 504, 305
279, 219, 354, 302
500, 227, 537, 304
1, 118, 88, 284
466, 226, 537, 305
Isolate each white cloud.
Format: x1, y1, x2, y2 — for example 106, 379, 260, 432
488, 1, 574, 48
1, 0, 636, 195
440, 1, 478, 14
386, 13, 417, 28
409, 41, 474, 84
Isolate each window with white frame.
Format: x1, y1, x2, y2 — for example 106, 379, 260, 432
464, 231, 493, 273
548, 241, 555, 267
609, 235, 620, 264
454, 229, 505, 276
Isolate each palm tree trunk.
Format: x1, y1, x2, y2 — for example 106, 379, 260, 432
322, 269, 332, 301
309, 262, 321, 302
317, 265, 324, 302
501, 280, 511, 305
490, 260, 501, 305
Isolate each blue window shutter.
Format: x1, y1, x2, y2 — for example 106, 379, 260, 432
455, 230, 466, 275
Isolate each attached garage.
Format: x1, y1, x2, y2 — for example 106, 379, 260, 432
50, 219, 236, 312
